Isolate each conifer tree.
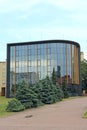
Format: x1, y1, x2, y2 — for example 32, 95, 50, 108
52, 67, 57, 85
62, 80, 69, 98
15, 81, 40, 108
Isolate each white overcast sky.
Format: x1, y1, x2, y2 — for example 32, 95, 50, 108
0, 0, 87, 61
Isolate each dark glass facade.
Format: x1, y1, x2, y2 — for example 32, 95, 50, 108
6, 40, 82, 97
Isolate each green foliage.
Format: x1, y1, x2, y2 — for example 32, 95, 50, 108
40, 76, 64, 104
81, 59, 87, 93
52, 67, 57, 85
41, 76, 55, 104
62, 80, 69, 98
55, 84, 64, 101
0, 97, 14, 117
84, 111, 87, 118
9, 76, 64, 111
15, 81, 41, 108
6, 98, 25, 112
31, 81, 43, 101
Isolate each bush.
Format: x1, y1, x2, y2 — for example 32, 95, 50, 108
55, 84, 64, 101
6, 98, 25, 112
40, 76, 64, 104
62, 80, 69, 98
16, 81, 41, 109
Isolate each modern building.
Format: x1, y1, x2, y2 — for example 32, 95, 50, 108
6, 40, 82, 97
80, 52, 84, 61
0, 62, 6, 96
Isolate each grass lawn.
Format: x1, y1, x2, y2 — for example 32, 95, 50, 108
0, 96, 14, 117
83, 111, 87, 118
0, 96, 85, 118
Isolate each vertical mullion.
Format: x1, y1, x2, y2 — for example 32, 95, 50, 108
14, 46, 16, 96
60, 44, 62, 85
46, 44, 48, 75
27, 45, 28, 85
76, 47, 79, 84
74, 45, 76, 84
71, 45, 73, 84
36, 44, 38, 80
66, 44, 68, 85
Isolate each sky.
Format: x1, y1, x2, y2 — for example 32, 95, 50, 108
0, 0, 87, 61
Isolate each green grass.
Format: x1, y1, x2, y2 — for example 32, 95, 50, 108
0, 96, 85, 118
83, 111, 87, 118
0, 96, 14, 117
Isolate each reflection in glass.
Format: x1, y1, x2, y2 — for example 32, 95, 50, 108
9, 42, 80, 96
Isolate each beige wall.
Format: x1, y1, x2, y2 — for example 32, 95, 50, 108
0, 62, 6, 96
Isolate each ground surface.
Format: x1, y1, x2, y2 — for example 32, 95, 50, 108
0, 97, 87, 130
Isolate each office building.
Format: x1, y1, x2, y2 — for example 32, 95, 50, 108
80, 52, 84, 61
0, 62, 6, 96
6, 40, 82, 97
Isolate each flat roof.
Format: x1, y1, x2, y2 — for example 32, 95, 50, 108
7, 39, 80, 48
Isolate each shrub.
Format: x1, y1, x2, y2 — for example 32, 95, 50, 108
55, 84, 64, 101
62, 80, 69, 98
6, 98, 25, 112
40, 76, 64, 104
16, 81, 41, 109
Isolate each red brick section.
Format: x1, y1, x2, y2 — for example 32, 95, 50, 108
0, 97, 87, 130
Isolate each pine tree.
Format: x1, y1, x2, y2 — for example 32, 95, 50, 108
15, 81, 40, 108
41, 76, 54, 104
62, 80, 69, 98
52, 67, 57, 85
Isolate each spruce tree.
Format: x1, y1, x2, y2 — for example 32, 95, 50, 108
52, 67, 57, 85
41, 76, 55, 104
62, 80, 69, 98
15, 81, 40, 108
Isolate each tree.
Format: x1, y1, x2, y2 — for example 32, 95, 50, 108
6, 98, 25, 112
40, 76, 64, 104
62, 80, 69, 98
30, 81, 43, 106
81, 59, 87, 93
15, 81, 40, 108
41, 76, 55, 104
52, 67, 57, 85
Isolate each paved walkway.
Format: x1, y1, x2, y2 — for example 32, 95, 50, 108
0, 97, 87, 130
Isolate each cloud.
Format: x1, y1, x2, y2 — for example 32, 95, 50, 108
5, 24, 87, 42
0, 0, 87, 16
43, 0, 87, 11
0, 0, 87, 61
0, 0, 41, 14
0, 0, 87, 15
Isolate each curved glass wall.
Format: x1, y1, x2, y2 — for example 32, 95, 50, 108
9, 42, 80, 96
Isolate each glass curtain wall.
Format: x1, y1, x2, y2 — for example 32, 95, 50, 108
10, 43, 80, 96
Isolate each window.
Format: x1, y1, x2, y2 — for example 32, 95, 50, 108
48, 60, 51, 66
38, 60, 41, 66
2, 80, 5, 84
48, 66, 50, 71
48, 48, 51, 54
28, 49, 31, 56
38, 72, 41, 79
16, 50, 19, 56
48, 72, 51, 77
28, 61, 31, 66
38, 49, 41, 55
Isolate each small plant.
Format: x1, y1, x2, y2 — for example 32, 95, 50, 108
6, 98, 25, 112
62, 80, 69, 98
83, 111, 87, 118
52, 67, 57, 85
